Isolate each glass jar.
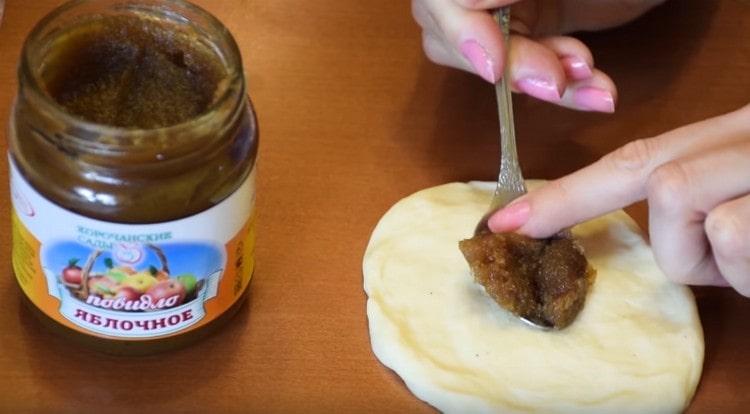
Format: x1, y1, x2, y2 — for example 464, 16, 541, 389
9, 0, 258, 354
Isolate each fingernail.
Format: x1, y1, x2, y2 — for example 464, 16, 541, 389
560, 55, 593, 80
488, 201, 531, 233
515, 77, 561, 103
460, 39, 498, 83
573, 87, 615, 113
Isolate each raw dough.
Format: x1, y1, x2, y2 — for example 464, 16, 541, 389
363, 182, 703, 414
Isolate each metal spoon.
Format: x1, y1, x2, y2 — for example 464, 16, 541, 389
474, 8, 552, 330
474, 8, 526, 236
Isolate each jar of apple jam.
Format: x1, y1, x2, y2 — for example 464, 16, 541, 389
9, 0, 258, 354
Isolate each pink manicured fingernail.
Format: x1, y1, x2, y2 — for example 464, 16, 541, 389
573, 87, 615, 113
560, 55, 593, 80
515, 77, 561, 103
488, 201, 531, 233
460, 39, 498, 83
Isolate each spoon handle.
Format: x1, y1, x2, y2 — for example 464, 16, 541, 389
491, 7, 526, 211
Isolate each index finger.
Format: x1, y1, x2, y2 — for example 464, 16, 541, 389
489, 138, 660, 238
487, 106, 750, 238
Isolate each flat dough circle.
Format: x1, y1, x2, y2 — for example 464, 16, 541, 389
364, 182, 703, 414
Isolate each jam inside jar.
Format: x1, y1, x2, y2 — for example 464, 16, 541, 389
9, 0, 258, 354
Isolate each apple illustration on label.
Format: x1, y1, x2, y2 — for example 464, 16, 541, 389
62, 258, 82, 285
88, 275, 118, 298
176, 274, 198, 296
122, 272, 157, 293
146, 280, 186, 306
115, 286, 142, 301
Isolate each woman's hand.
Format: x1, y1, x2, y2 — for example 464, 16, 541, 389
488, 105, 750, 295
412, 0, 665, 112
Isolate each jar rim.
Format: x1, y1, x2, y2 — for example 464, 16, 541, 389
19, 0, 246, 149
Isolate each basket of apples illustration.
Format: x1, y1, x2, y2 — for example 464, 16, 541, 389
61, 244, 203, 311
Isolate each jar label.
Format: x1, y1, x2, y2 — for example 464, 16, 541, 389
10, 157, 255, 340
